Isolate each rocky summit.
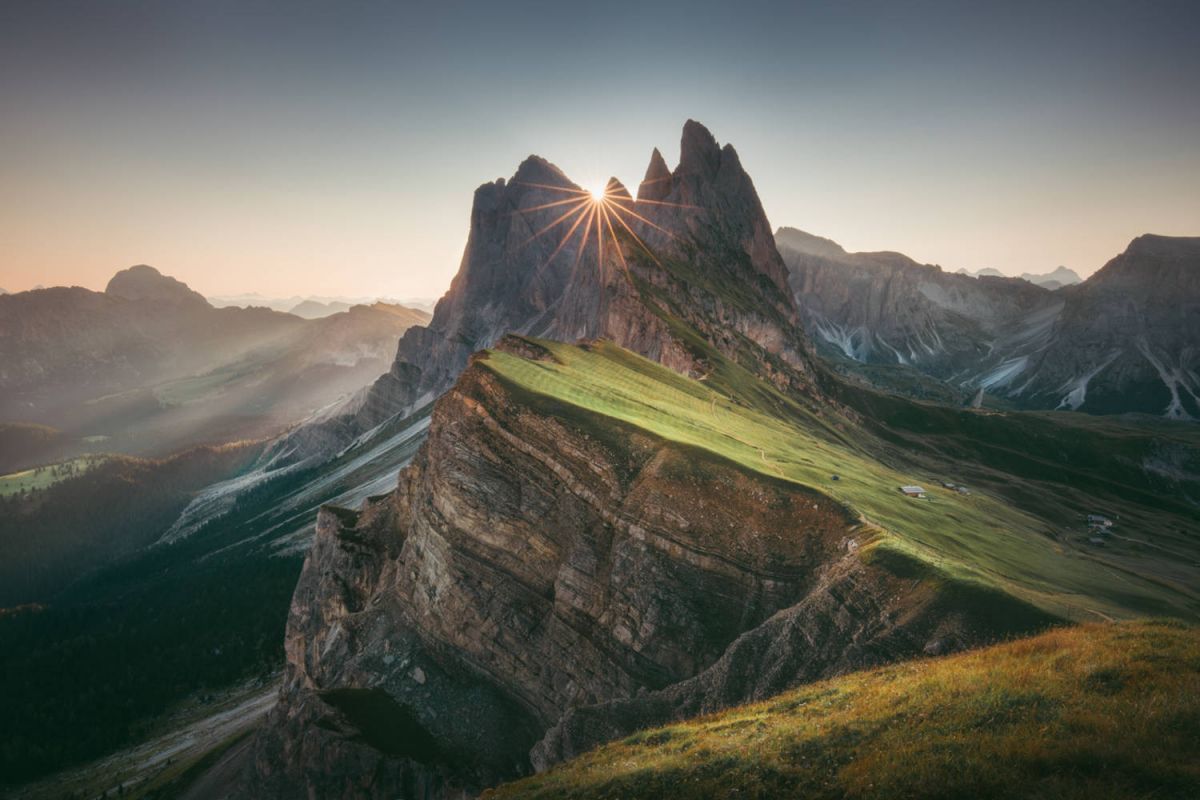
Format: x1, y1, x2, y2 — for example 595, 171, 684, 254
274, 120, 818, 468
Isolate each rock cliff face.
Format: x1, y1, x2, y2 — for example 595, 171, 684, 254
247, 342, 1051, 798
276, 121, 816, 467
778, 228, 1200, 418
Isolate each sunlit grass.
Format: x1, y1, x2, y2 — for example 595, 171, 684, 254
0, 455, 112, 497
487, 620, 1200, 799
482, 338, 1195, 621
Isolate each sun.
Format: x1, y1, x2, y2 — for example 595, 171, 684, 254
508, 173, 698, 285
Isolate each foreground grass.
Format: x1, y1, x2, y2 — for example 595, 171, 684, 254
482, 339, 1198, 621
488, 620, 1200, 799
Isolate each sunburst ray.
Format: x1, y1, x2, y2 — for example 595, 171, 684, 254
514, 181, 590, 196
518, 199, 590, 248
510, 195, 594, 215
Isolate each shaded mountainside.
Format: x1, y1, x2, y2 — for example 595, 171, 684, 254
274, 120, 817, 468
777, 227, 1058, 401
0, 268, 429, 455
1028, 235, 1200, 417
0, 441, 262, 606
490, 620, 1200, 800
778, 228, 1200, 419
244, 337, 1199, 799
0, 407, 433, 790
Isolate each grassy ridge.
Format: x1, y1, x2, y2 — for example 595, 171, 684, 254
487, 620, 1200, 799
482, 339, 1199, 621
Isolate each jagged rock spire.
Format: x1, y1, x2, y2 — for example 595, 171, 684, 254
605, 176, 632, 201
630, 120, 792, 297
637, 148, 672, 202
677, 119, 722, 179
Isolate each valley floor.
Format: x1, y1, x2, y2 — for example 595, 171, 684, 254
8, 676, 278, 800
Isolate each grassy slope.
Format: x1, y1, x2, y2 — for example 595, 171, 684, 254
487, 620, 1200, 800
0, 454, 112, 496
482, 339, 1199, 622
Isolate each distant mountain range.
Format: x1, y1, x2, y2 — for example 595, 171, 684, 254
209, 292, 438, 316
0, 266, 429, 458
1021, 265, 1083, 288
778, 228, 1200, 419
954, 264, 1083, 288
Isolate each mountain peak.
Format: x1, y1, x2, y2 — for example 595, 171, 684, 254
774, 227, 848, 259
637, 148, 672, 202
1124, 233, 1200, 259
631, 120, 790, 297
605, 176, 632, 200
1087, 233, 1200, 293
105, 265, 208, 306
512, 155, 574, 190
678, 119, 721, 178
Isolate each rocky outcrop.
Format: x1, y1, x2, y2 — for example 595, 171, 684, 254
273, 120, 817, 467
245, 345, 1054, 798
779, 227, 1200, 419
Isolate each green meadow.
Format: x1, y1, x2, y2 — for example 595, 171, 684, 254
483, 338, 1199, 622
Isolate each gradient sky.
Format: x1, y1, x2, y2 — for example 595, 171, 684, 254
1, 0, 1198, 298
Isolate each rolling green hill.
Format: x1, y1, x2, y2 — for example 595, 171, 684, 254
487, 620, 1200, 799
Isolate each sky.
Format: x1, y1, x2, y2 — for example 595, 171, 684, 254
1, 0, 1198, 298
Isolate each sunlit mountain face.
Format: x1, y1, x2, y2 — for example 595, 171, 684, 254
2, 2, 1199, 799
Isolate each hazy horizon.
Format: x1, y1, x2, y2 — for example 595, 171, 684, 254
2, 0, 1198, 298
